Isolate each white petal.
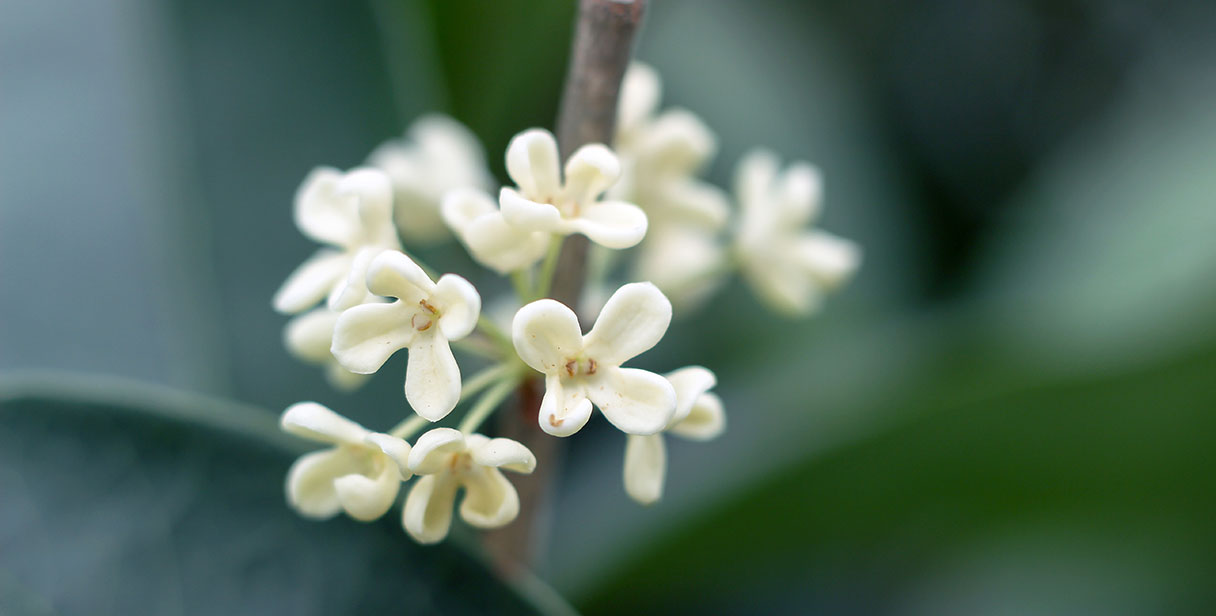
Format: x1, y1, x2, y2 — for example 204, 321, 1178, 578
539, 374, 593, 437
285, 448, 356, 519
623, 434, 666, 505
467, 435, 536, 474
511, 299, 585, 374
617, 62, 661, 137
338, 167, 397, 244
792, 231, 861, 289
638, 109, 716, 176
294, 167, 358, 247
365, 433, 413, 479
280, 402, 368, 445
562, 144, 620, 205
402, 474, 459, 544
333, 461, 400, 521
587, 367, 676, 436
583, 282, 672, 366
273, 250, 349, 314
669, 392, 725, 441
500, 187, 562, 232
365, 250, 435, 302
775, 162, 823, 226
330, 301, 416, 374
735, 149, 780, 217
458, 467, 519, 529
657, 180, 729, 229
327, 246, 378, 311
407, 427, 467, 475
564, 200, 648, 249
505, 128, 561, 201
459, 211, 550, 274
440, 187, 497, 234
404, 333, 461, 421
664, 366, 717, 426
283, 308, 339, 363
432, 274, 481, 341
742, 251, 822, 316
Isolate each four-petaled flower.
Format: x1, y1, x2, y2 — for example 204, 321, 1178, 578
623, 366, 725, 505
403, 428, 536, 544
281, 402, 412, 521
734, 150, 861, 315
512, 282, 677, 437
500, 128, 649, 249
331, 250, 481, 421
441, 187, 550, 275
273, 167, 401, 314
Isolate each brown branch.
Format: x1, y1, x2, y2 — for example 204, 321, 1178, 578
481, 0, 646, 579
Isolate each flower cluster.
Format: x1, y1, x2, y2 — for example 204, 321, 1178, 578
274, 63, 859, 544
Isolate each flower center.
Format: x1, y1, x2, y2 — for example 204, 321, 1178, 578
563, 356, 598, 378
446, 452, 475, 476
411, 299, 441, 332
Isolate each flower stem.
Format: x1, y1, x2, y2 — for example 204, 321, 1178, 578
510, 268, 532, 302
388, 414, 430, 439
461, 363, 515, 401
457, 377, 519, 434
534, 235, 565, 300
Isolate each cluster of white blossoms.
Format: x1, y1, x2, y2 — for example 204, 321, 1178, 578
273, 63, 859, 544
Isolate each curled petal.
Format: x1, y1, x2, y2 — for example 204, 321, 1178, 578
505, 128, 561, 201
407, 427, 467, 475
280, 402, 368, 445
583, 282, 672, 366
328, 246, 379, 311
440, 187, 497, 232
775, 162, 823, 227
623, 434, 666, 505
735, 149, 780, 217
285, 448, 357, 519
512, 299, 585, 375
792, 231, 861, 289
334, 461, 400, 522
638, 109, 717, 175
404, 334, 461, 421
467, 435, 536, 474
563, 200, 648, 249
500, 187, 561, 232
670, 392, 725, 441
617, 62, 661, 137
562, 143, 620, 205
365, 433, 413, 480
273, 249, 349, 314
294, 167, 358, 247
403, 474, 460, 544
330, 301, 416, 374
432, 274, 481, 341
539, 375, 593, 437
665, 366, 717, 426
339, 167, 397, 244
588, 367, 676, 436
458, 211, 550, 274
459, 467, 519, 529
366, 250, 435, 302
283, 308, 339, 363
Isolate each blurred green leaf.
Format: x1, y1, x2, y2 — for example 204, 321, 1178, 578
0, 375, 567, 615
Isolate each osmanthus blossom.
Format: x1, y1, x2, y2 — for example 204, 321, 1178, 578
734, 149, 861, 315
500, 128, 649, 250
331, 250, 481, 421
273, 167, 402, 314
281, 402, 412, 522
512, 282, 677, 437
283, 307, 371, 391
403, 428, 536, 544
369, 114, 493, 244
623, 366, 725, 505
632, 226, 728, 311
441, 187, 550, 275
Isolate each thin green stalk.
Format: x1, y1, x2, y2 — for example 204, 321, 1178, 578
534, 235, 565, 300
460, 363, 513, 401
457, 378, 519, 434
388, 414, 430, 439
510, 269, 532, 301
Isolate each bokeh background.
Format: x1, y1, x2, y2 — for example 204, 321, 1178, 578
3, 0, 1216, 614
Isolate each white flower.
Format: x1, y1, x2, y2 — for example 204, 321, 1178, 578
633, 226, 727, 312
403, 428, 536, 544
281, 402, 412, 521
369, 114, 493, 244
331, 250, 481, 421
623, 366, 725, 505
441, 187, 550, 274
499, 128, 648, 249
612, 62, 729, 230
273, 167, 401, 314
512, 282, 677, 437
283, 307, 372, 391
734, 150, 861, 315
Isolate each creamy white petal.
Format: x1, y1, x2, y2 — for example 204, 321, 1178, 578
404, 333, 461, 421
294, 167, 358, 247
458, 211, 550, 274
775, 162, 823, 226
327, 246, 379, 311
467, 435, 536, 474
333, 461, 400, 521
657, 180, 730, 229
587, 367, 676, 436
563, 200, 648, 249
285, 448, 356, 519
500, 187, 562, 232
539, 374, 593, 437
617, 62, 661, 138
283, 308, 339, 363
669, 391, 725, 441
440, 187, 497, 232
512, 299, 585, 374
366, 250, 435, 303
735, 149, 780, 216
583, 282, 671, 366
459, 467, 519, 529
407, 427, 467, 475
505, 128, 561, 201
623, 433, 666, 505
792, 231, 861, 289
562, 144, 620, 205
638, 108, 716, 175
365, 433, 413, 479
744, 257, 822, 316
339, 167, 396, 244
665, 366, 717, 426
403, 474, 460, 544
280, 402, 369, 445
330, 301, 416, 374
273, 249, 349, 314
432, 274, 481, 341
